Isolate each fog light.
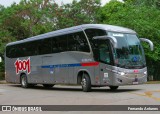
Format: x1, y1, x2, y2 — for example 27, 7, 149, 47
118, 72, 125, 76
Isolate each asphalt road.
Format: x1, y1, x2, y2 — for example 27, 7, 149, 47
0, 83, 160, 113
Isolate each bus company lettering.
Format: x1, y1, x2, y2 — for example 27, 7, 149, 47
14, 57, 31, 74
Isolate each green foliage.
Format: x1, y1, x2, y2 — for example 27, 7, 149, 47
55, 0, 101, 29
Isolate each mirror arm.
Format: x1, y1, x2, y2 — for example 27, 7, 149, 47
140, 38, 154, 51
93, 35, 117, 48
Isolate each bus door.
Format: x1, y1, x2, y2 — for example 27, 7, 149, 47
95, 39, 113, 85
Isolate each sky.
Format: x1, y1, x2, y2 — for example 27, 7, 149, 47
0, 0, 114, 7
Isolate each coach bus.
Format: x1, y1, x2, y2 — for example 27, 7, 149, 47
5, 24, 153, 92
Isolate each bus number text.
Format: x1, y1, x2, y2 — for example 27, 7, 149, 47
14, 57, 31, 74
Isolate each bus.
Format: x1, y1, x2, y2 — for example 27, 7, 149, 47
5, 24, 153, 92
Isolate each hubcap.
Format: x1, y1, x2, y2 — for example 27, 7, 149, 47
81, 78, 86, 88
22, 77, 26, 86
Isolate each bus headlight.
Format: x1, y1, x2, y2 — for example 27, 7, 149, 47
144, 71, 147, 75
118, 72, 125, 76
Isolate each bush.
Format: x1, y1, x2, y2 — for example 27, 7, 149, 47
0, 72, 5, 80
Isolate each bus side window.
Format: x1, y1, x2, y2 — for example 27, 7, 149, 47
84, 29, 107, 48
56, 35, 68, 52
6, 46, 12, 58
39, 38, 52, 55
52, 38, 59, 53
68, 32, 90, 52
68, 33, 78, 51
24, 41, 38, 56
75, 32, 90, 52
99, 42, 111, 64
7, 46, 16, 58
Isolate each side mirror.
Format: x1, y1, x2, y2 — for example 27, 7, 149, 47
140, 38, 154, 51
93, 35, 117, 48
0, 57, 2, 62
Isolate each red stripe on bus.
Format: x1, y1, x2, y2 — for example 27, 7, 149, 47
81, 62, 99, 66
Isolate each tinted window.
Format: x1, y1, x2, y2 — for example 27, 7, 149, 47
68, 32, 90, 52
6, 40, 39, 58
55, 35, 68, 52
6, 31, 90, 58
6, 45, 17, 58
98, 40, 111, 64
52, 38, 59, 53
85, 29, 107, 48
39, 38, 52, 55
24, 41, 39, 56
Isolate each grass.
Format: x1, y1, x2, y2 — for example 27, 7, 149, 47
0, 72, 5, 80
0, 80, 6, 84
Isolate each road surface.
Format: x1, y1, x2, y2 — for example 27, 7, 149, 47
0, 84, 160, 113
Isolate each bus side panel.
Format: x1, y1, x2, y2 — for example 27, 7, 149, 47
99, 63, 116, 86
41, 55, 55, 84
29, 56, 43, 84
40, 52, 76, 84
71, 52, 97, 85
5, 57, 19, 83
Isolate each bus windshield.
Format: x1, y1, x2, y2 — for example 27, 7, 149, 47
108, 32, 146, 69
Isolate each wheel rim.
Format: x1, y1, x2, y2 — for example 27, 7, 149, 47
22, 76, 26, 86
82, 78, 86, 88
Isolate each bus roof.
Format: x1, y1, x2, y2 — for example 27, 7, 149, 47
7, 24, 136, 46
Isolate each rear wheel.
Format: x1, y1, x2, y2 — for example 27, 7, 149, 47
81, 74, 91, 92
109, 86, 119, 91
43, 84, 54, 88
21, 74, 29, 88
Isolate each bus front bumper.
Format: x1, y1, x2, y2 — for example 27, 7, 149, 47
112, 74, 147, 86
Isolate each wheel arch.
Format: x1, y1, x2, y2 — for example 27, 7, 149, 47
20, 72, 27, 83
77, 69, 91, 85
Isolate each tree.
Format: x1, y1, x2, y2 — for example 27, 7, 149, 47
55, 0, 101, 29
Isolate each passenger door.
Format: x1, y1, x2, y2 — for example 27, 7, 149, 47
96, 40, 114, 85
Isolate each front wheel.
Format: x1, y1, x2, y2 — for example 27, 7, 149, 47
81, 74, 91, 92
21, 74, 29, 88
109, 86, 119, 91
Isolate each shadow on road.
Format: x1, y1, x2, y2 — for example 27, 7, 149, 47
8, 84, 142, 93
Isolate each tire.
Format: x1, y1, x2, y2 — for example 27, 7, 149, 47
43, 84, 54, 88
109, 86, 119, 91
81, 74, 91, 92
21, 74, 29, 88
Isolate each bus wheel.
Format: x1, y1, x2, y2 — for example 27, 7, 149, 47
81, 74, 91, 92
21, 74, 29, 88
43, 84, 54, 88
109, 86, 119, 91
